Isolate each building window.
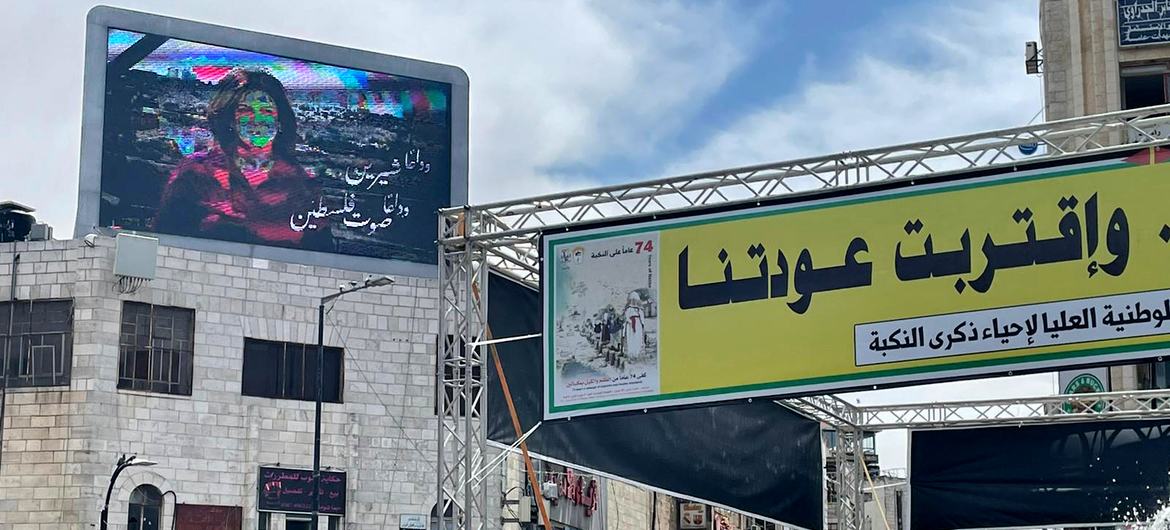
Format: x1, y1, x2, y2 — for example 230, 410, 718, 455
1155, 359, 1170, 389
128, 484, 162, 530
119, 302, 195, 395
285, 518, 311, 530
748, 519, 776, 530
435, 335, 481, 417
281, 517, 340, 530
862, 432, 877, 453
242, 338, 343, 403
895, 489, 904, 530
1137, 361, 1157, 390
1122, 64, 1170, 110
0, 299, 73, 388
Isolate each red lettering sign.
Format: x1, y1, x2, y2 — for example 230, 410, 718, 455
175, 504, 242, 530
552, 469, 599, 517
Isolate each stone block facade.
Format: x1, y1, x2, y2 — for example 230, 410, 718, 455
0, 235, 440, 530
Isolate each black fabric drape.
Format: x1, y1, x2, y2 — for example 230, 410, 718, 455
484, 273, 824, 530
911, 419, 1170, 529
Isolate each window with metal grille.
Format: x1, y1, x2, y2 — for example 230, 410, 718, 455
0, 299, 73, 388
241, 338, 342, 403
127, 484, 162, 530
435, 335, 481, 417
118, 301, 194, 395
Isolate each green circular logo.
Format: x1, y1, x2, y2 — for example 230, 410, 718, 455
1061, 373, 1106, 413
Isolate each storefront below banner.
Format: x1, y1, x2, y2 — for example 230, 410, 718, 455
518, 461, 605, 530
502, 455, 793, 530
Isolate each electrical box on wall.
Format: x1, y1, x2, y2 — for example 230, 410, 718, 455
114, 232, 158, 280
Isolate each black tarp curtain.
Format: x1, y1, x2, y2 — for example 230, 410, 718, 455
483, 272, 825, 530
911, 419, 1170, 529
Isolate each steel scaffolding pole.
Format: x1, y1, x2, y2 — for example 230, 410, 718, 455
436, 105, 1170, 530
437, 212, 490, 530
779, 396, 866, 530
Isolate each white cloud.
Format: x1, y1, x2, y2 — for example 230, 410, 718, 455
0, 0, 758, 235
667, 1, 1044, 176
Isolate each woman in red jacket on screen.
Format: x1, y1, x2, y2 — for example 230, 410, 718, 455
154, 69, 327, 249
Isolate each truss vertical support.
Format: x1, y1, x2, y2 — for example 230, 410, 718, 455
437, 211, 490, 530
834, 425, 865, 530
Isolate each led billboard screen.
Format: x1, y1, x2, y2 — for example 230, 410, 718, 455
79, 8, 468, 270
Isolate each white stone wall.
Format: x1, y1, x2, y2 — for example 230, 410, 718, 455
1041, 0, 1170, 118
1041, 0, 1122, 121
0, 236, 440, 530
604, 481, 648, 530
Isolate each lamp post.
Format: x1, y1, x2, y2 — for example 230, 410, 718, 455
100, 454, 157, 530
312, 275, 395, 529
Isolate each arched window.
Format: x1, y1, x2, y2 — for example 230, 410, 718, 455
127, 484, 162, 530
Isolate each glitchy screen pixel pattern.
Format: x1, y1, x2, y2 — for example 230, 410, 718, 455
100, 29, 452, 263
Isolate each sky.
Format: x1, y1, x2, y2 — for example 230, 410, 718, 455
0, 1, 1054, 472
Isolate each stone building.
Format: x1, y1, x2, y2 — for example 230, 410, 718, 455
1041, 0, 1170, 120
859, 472, 905, 530
0, 234, 440, 530
1039, 0, 1170, 391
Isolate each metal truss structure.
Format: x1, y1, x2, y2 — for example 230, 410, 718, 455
781, 389, 1170, 528
858, 388, 1170, 430
435, 104, 1170, 530
436, 223, 489, 530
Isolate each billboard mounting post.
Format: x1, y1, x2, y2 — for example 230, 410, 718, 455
437, 211, 491, 530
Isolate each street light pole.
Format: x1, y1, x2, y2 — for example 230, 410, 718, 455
100, 454, 157, 530
312, 275, 395, 529
312, 300, 324, 529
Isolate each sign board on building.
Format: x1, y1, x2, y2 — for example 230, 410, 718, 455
713, 512, 736, 530
257, 466, 346, 515
1118, 0, 1170, 47
523, 463, 606, 530
544, 151, 1170, 418
78, 7, 468, 276
1058, 366, 1111, 413
175, 504, 242, 530
678, 502, 709, 529
399, 514, 427, 529
1126, 122, 1170, 144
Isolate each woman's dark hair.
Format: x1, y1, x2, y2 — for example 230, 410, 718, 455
206, 69, 298, 157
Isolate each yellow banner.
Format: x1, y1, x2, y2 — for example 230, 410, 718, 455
544, 153, 1170, 418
